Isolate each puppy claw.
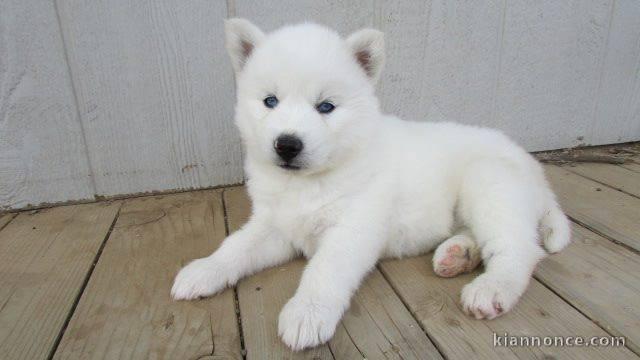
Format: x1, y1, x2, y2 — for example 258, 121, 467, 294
461, 274, 522, 320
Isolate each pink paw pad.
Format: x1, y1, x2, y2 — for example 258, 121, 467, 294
434, 244, 480, 278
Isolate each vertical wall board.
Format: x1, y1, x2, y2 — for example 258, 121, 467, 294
591, 0, 640, 144
494, 0, 613, 151
56, 0, 243, 197
235, 1, 376, 34
370, 0, 432, 119
0, 0, 94, 210
386, 0, 504, 126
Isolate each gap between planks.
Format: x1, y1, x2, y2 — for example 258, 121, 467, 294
3, 162, 637, 359
0, 201, 122, 360
545, 165, 640, 253
559, 163, 640, 200
46, 205, 122, 360
0, 213, 17, 232
221, 188, 249, 360
50, 190, 243, 359
532, 220, 640, 355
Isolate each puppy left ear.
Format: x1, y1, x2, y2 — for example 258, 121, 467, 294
224, 18, 265, 73
346, 29, 385, 83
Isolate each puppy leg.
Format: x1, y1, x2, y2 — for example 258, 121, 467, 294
278, 205, 387, 350
172, 216, 295, 300
458, 160, 546, 319
433, 230, 481, 278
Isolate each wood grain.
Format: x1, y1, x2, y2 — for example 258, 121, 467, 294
0, 0, 94, 210
623, 161, 640, 174
380, 256, 637, 359
0, 213, 16, 230
224, 186, 442, 359
536, 223, 640, 354
494, 0, 614, 151
236, 260, 335, 360
330, 270, 442, 359
55, 0, 243, 197
561, 163, 640, 198
384, 0, 504, 128
545, 165, 640, 251
622, 151, 640, 173
0, 202, 120, 360
590, 0, 640, 145
53, 191, 242, 359
234, 0, 375, 34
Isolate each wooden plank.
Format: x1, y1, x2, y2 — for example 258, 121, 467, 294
380, 256, 637, 359
53, 191, 242, 359
590, 0, 640, 145
224, 187, 333, 359
371, 0, 433, 120
234, 0, 375, 35
330, 270, 443, 359
545, 165, 640, 251
561, 163, 640, 198
536, 223, 640, 354
494, 0, 614, 151
382, 0, 504, 130
56, 0, 243, 197
224, 186, 442, 359
623, 162, 640, 173
0, 0, 94, 210
236, 260, 334, 360
622, 150, 640, 173
0, 202, 120, 360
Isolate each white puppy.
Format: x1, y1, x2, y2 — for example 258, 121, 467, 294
172, 19, 571, 350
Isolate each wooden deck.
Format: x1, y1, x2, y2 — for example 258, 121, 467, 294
1, 146, 640, 359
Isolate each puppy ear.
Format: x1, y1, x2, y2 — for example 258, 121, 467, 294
346, 29, 385, 83
224, 18, 265, 73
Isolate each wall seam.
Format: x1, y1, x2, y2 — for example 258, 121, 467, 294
52, 0, 100, 198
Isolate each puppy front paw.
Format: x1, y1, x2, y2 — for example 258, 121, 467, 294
171, 257, 228, 300
278, 295, 342, 351
460, 273, 524, 319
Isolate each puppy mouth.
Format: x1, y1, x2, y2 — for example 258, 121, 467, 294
278, 163, 301, 170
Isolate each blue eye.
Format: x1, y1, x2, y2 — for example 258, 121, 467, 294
316, 101, 335, 114
263, 96, 279, 108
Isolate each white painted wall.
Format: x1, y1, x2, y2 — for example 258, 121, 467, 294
2, 0, 639, 210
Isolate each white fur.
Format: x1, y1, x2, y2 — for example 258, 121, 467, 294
172, 19, 571, 350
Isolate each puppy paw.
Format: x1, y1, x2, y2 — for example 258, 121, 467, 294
460, 274, 523, 319
278, 295, 342, 351
171, 257, 227, 300
433, 235, 481, 278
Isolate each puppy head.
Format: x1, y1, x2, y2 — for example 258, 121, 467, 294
224, 19, 384, 175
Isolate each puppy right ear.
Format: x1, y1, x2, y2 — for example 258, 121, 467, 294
224, 18, 265, 73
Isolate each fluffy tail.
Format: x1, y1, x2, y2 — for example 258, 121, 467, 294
540, 201, 571, 253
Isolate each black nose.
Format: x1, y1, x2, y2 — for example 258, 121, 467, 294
274, 134, 303, 162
